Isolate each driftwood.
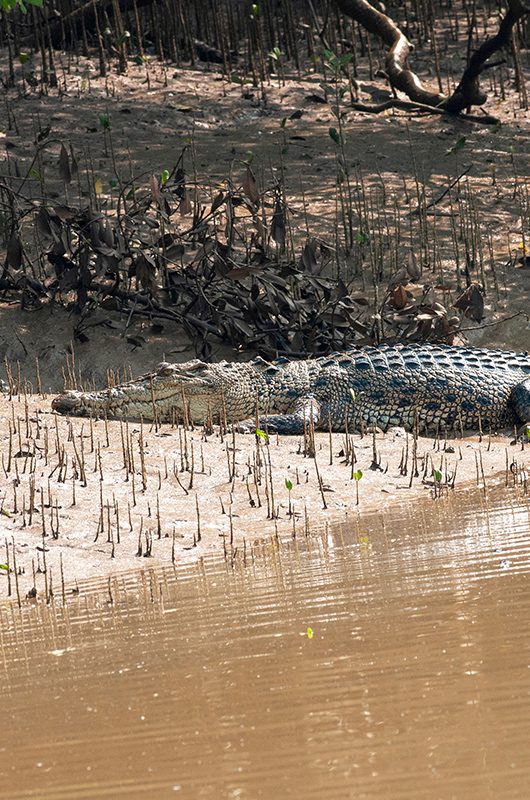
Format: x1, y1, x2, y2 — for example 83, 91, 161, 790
334, 0, 529, 117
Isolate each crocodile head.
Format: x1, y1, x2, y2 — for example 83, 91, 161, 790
52, 359, 264, 422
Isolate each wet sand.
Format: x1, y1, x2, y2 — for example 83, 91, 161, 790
0, 393, 528, 601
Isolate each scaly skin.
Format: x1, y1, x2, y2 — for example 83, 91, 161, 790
51, 344, 530, 435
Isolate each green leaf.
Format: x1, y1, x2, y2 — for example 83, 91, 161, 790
161, 169, 170, 185
433, 469, 442, 483
338, 53, 353, 67
99, 113, 110, 130
445, 136, 466, 156
328, 127, 340, 145
18, 52, 29, 64
255, 428, 269, 439
285, 478, 293, 492
250, 3, 259, 18
0, 563, 9, 571
352, 470, 363, 481
307, 626, 314, 639
355, 231, 369, 245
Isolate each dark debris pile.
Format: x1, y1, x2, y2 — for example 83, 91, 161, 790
0, 161, 475, 360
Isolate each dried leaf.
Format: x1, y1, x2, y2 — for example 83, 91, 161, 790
405, 252, 421, 281
231, 317, 255, 337
210, 191, 225, 214
69, 144, 79, 177
6, 235, 23, 269
134, 252, 158, 290
149, 174, 161, 203
242, 165, 260, 208
126, 335, 147, 349
165, 243, 185, 261
58, 144, 71, 184
270, 199, 285, 246
53, 204, 78, 221
59, 267, 80, 291
226, 267, 254, 279
253, 216, 265, 240
390, 285, 409, 310
35, 207, 52, 240
179, 189, 192, 216
453, 284, 484, 321
300, 239, 318, 273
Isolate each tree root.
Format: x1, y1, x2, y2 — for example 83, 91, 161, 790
334, 0, 529, 118
350, 98, 500, 124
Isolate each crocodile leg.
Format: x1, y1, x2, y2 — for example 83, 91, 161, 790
511, 378, 530, 429
237, 398, 322, 435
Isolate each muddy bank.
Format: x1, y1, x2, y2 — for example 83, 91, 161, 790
0, 392, 528, 601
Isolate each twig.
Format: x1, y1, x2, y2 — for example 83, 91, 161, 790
408, 166, 473, 216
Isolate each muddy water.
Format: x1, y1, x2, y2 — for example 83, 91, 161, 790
2, 485, 530, 800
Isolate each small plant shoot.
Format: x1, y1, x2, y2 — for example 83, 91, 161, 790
2, 0, 42, 10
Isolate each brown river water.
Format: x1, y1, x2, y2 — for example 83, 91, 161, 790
2, 483, 530, 800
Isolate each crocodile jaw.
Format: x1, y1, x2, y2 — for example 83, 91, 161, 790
52, 359, 262, 422
52, 361, 221, 421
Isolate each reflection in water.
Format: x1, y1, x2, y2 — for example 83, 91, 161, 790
2, 485, 530, 799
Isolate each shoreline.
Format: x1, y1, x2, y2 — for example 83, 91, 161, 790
0, 394, 528, 603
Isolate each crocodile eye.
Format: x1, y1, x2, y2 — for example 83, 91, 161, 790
156, 362, 174, 375
179, 360, 210, 376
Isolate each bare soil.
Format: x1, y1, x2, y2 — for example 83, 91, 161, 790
1, 57, 529, 381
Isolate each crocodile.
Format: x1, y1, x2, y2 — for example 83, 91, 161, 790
51, 343, 530, 436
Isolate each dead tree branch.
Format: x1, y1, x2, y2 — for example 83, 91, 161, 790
334, 0, 529, 117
